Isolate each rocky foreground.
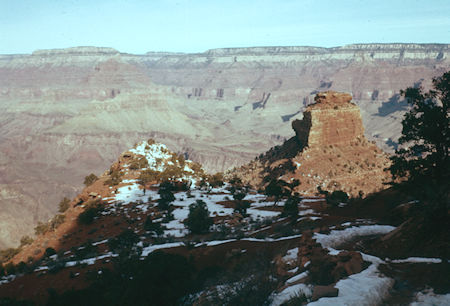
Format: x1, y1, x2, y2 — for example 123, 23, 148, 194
0, 139, 448, 305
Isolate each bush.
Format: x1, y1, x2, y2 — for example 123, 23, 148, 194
129, 156, 148, 170
20, 236, 34, 247
34, 221, 50, 235
49, 214, 66, 231
73, 243, 98, 260
185, 200, 213, 234
144, 217, 164, 236
78, 200, 103, 225
209, 172, 224, 188
107, 229, 140, 257
157, 182, 176, 210
104, 169, 122, 186
326, 190, 349, 206
44, 247, 56, 257
4, 262, 16, 275
58, 197, 71, 213
283, 194, 300, 219
0, 248, 20, 264
84, 173, 98, 187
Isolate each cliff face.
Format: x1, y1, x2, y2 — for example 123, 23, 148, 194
0, 44, 449, 249
233, 91, 391, 197
292, 92, 364, 147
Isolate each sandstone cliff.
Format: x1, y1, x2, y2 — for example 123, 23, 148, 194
232, 91, 391, 197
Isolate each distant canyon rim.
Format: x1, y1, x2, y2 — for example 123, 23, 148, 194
0, 43, 449, 249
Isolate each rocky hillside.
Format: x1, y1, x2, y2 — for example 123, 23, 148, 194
0, 44, 449, 249
232, 91, 391, 197
0, 138, 448, 305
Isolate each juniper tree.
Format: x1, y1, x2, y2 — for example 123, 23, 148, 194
389, 71, 450, 216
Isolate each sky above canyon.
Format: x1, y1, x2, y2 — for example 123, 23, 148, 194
1, 0, 449, 54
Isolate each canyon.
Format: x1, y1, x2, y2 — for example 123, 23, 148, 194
0, 43, 449, 249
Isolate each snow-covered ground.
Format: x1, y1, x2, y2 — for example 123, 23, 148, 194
314, 225, 396, 251
410, 289, 450, 306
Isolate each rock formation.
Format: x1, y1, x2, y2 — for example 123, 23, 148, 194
292, 91, 364, 147
0, 43, 449, 249
232, 91, 391, 197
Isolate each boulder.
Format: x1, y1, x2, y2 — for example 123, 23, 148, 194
312, 285, 339, 301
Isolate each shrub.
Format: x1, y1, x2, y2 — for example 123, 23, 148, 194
157, 164, 184, 182
233, 191, 249, 215
185, 200, 213, 234
209, 172, 224, 188
138, 169, 159, 194
104, 169, 122, 186
44, 247, 56, 257
326, 190, 349, 206
34, 221, 50, 235
73, 243, 98, 260
283, 195, 300, 219
78, 200, 103, 225
84, 173, 98, 187
264, 179, 288, 204
0, 248, 20, 263
129, 156, 149, 170
157, 182, 176, 210
144, 217, 165, 236
4, 262, 16, 275
107, 229, 140, 255
49, 214, 66, 231
20, 236, 34, 247
58, 197, 71, 213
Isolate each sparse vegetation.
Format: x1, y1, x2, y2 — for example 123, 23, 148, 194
83, 173, 98, 186
129, 155, 149, 170
104, 167, 123, 186
58, 197, 71, 213
19, 235, 33, 247
78, 200, 103, 225
0, 248, 20, 264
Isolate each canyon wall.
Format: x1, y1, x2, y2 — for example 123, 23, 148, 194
0, 44, 449, 249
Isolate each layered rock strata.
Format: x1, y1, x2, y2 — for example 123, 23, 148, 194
232, 91, 391, 197
292, 92, 365, 147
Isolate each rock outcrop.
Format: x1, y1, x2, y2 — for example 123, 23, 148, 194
232, 91, 391, 197
292, 91, 364, 147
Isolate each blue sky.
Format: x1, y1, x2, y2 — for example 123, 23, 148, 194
1, 0, 449, 54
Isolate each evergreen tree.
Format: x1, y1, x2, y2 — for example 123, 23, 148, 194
389, 71, 450, 215
185, 200, 213, 234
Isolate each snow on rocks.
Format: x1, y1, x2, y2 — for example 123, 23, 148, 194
308, 254, 394, 306
286, 271, 308, 284
410, 289, 450, 306
141, 242, 185, 257
271, 283, 313, 306
389, 257, 444, 264
314, 225, 396, 251
282, 247, 299, 264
